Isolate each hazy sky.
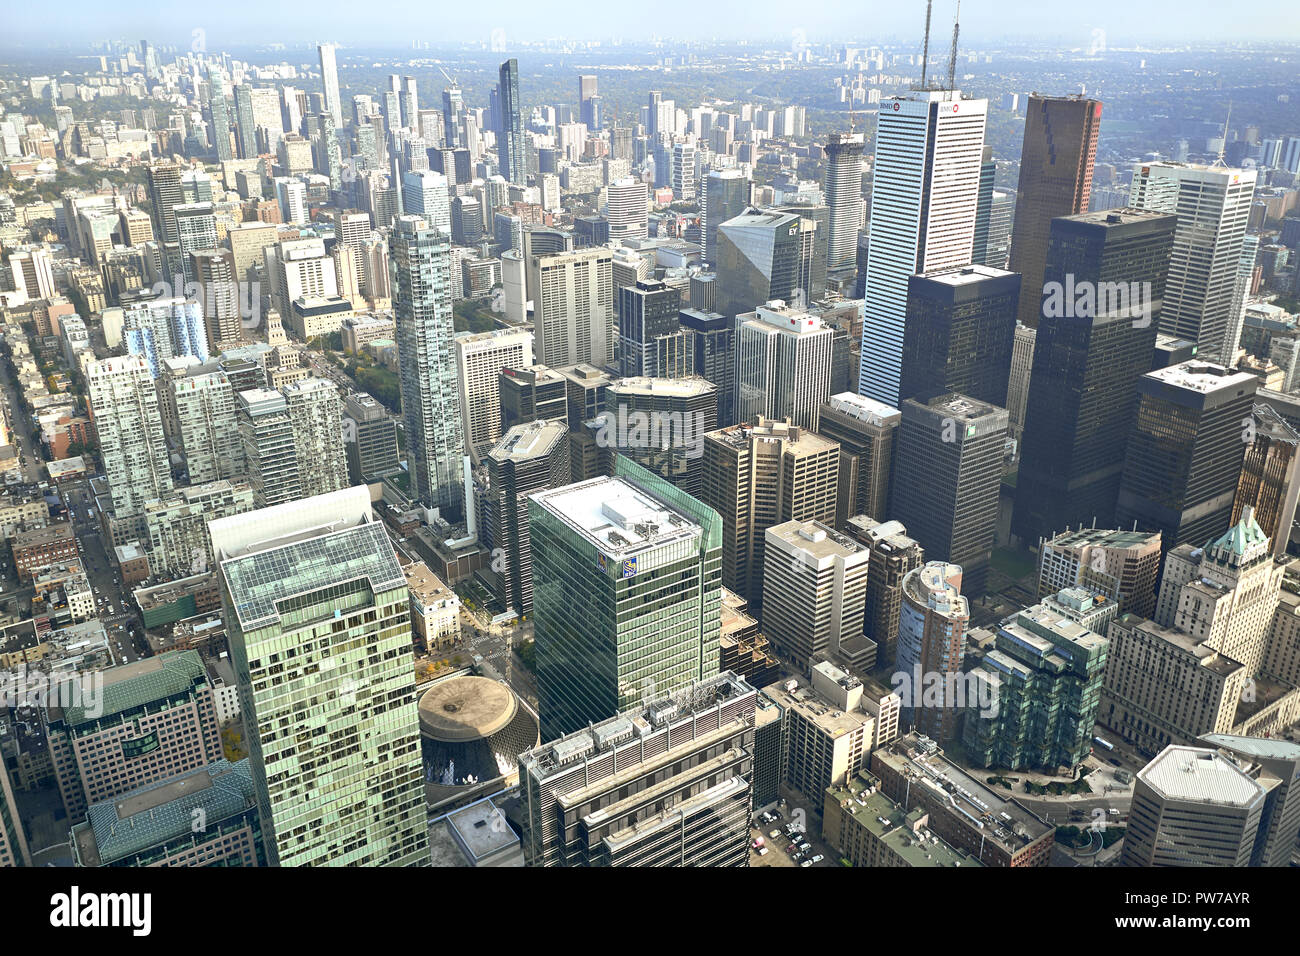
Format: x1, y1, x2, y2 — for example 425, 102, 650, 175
3, 0, 1296, 48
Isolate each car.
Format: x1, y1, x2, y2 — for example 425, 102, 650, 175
751, 837, 764, 849
799, 842, 811, 853
756, 846, 768, 856
769, 829, 781, 839
811, 854, 824, 864
800, 859, 813, 868
786, 844, 798, 855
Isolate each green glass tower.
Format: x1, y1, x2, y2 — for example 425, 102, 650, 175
212, 486, 429, 866
528, 457, 723, 740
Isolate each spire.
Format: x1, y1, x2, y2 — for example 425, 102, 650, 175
1214, 101, 1232, 167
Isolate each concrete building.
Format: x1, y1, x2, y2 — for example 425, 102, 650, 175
736, 300, 835, 431
844, 517, 926, 670
237, 388, 301, 508
1036, 527, 1163, 620
530, 248, 614, 370
895, 562, 970, 743
86, 355, 173, 518
823, 771, 982, 868
454, 328, 534, 460
282, 377, 348, 500
143, 480, 256, 580
817, 393, 900, 528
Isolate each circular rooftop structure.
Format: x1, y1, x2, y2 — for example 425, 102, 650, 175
419, 676, 517, 741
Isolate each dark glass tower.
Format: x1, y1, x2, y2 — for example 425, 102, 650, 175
900, 264, 1021, 407
1116, 362, 1258, 553
497, 59, 525, 185
679, 309, 736, 427
618, 279, 682, 377
1011, 209, 1177, 547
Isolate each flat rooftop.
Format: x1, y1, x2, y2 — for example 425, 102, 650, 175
489, 419, 568, 463
830, 772, 981, 867
1139, 746, 1267, 807
529, 475, 701, 560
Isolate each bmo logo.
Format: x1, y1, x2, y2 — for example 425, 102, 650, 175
892, 102, 900, 111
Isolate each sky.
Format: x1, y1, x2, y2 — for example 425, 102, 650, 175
2, 0, 1296, 48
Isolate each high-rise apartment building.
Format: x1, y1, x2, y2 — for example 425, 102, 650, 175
606, 177, 649, 243
817, 393, 900, 528
454, 328, 534, 460
860, 90, 988, 405
237, 387, 302, 507
1008, 95, 1102, 328
283, 376, 348, 500
896, 562, 970, 742
529, 460, 722, 740
700, 418, 839, 608
142, 479, 255, 580
212, 486, 430, 866
736, 300, 834, 430
530, 248, 614, 369
86, 355, 173, 517
1129, 161, 1257, 360
317, 43, 341, 127
189, 248, 242, 351
1012, 209, 1178, 547
1116, 362, 1258, 552
891, 394, 1007, 597
171, 369, 243, 485
900, 265, 1020, 407
823, 132, 865, 274
392, 215, 465, 517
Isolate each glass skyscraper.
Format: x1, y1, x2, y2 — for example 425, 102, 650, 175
498, 59, 525, 185
391, 214, 466, 517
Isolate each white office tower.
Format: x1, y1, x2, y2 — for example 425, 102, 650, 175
264, 237, 339, 324
1128, 162, 1257, 363
502, 250, 527, 324
172, 370, 244, 485
606, 177, 649, 242
530, 248, 614, 369
671, 142, 697, 200
401, 169, 451, 234
318, 43, 341, 127
1226, 235, 1261, 362
211, 486, 430, 866
823, 132, 865, 274
273, 177, 308, 225
86, 355, 174, 517
454, 328, 534, 460
859, 91, 987, 405
283, 377, 349, 499
736, 300, 834, 430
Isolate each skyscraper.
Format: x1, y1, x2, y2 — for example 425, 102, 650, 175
1128, 161, 1257, 361
391, 215, 465, 517
317, 43, 341, 128
606, 177, 649, 242
896, 561, 970, 742
454, 328, 534, 460
86, 355, 173, 517
283, 376, 349, 500
618, 279, 682, 377
1012, 209, 1178, 547
530, 248, 614, 369
529, 459, 722, 740
400, 169, 450, 233
498, 59, 525, 185
900, 264, 1020, 407
891, 394, 1007, 597
679, 308, 736, 427
1116, 362, 1257, 553
817, 392, 901, 527
171, 370, 243, 485
237, 388, 302, 507
715, 208, 820, 320
844, 516, 925, 669
1008, 94, 1102, 329
823, 132, 865, 275
860, 90, 988, 405
1233, 403, 1300, 559
735, 301, 835, 431
206, 68, 234, 162
441, 87, 463, 149
701, 169, 751, 266
602, 377, 718, 497
212, 486, 430, 867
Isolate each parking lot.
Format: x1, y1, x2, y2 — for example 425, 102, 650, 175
749, 799, 837, 868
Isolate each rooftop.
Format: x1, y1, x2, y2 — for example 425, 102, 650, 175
830, 772, 982, 867
529, 475, 701, 560
418, 676, 518, 742
489, 419, 568, 463
1139, 745, 1267, 808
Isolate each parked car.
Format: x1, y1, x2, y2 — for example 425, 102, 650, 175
811, 854, 824, 864
800, 859, 813, 868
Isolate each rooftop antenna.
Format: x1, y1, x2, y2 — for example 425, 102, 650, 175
920, 0, 934, 90
1214, 101, 1232, 167
947, 0, 962, 92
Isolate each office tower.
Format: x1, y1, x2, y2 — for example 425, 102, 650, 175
172, 370, 243, 485
1116, 362, 1258, 552
1011, 209, 1178, 547
647, 90, 663, 137
237, 387, 302, 507
86, 355, 173, 517
763, 519, 870, 666
316, 111, 343, 193
400, 75, 418, 131
900, 265, 1020, 407
529, 460, 723, 739
1005, 323, 1036, 441
450, 194, 483, 246
602, 377, 718, 498
454, 328, 534, 459
1035, 526, 1163, 619
860, 90, 988, 405
1129, 162, 1257, 360
173, 202, 217, 283
971, 145, 996, 266
702, 169, 751, 266
189, 248, 242, 351
212, 486, 430, 867
715, 208, 819, 320
1233, 404, 1300, 558
701, 418, 839, 607
498, 59, 525, 184
1199, 734, 1300, 867
481, 419, 570, 615
1008, 95, 1102, 329
530, 248, 614, 369
146, 161, 184, 246
518, 672, 756, 866
264, 237, 338, 324
606, 177, 649, 242
500, 364, 568, 433
400, 169, 450, 234
1121, 745, 1272, 867
618, 279, 682, 377
679, 309, 736, 427
283, 377, 348, 499
577, 74, 598, 125
273, 177, 308, 225
892, 394, 1007, 597
233, 85, 259, 158
342, 392, 400, 483
46, 651, 224, 823
392, 215, 466, 517
735, 301, 834, 430
670, 142, 697, 200
556, 363, 612, 482
844, 516, 925, 668
963, 600, 1109, 771
206, 69, 234, 161
142, 480, 255, 579
895, 562, 970, 741
0, 759, 29, 868
7, 247, 56, 300
823, 132, 865, 274
817, 393, 900, 527
440, 87, 462, 148
71, 760, 264, 868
